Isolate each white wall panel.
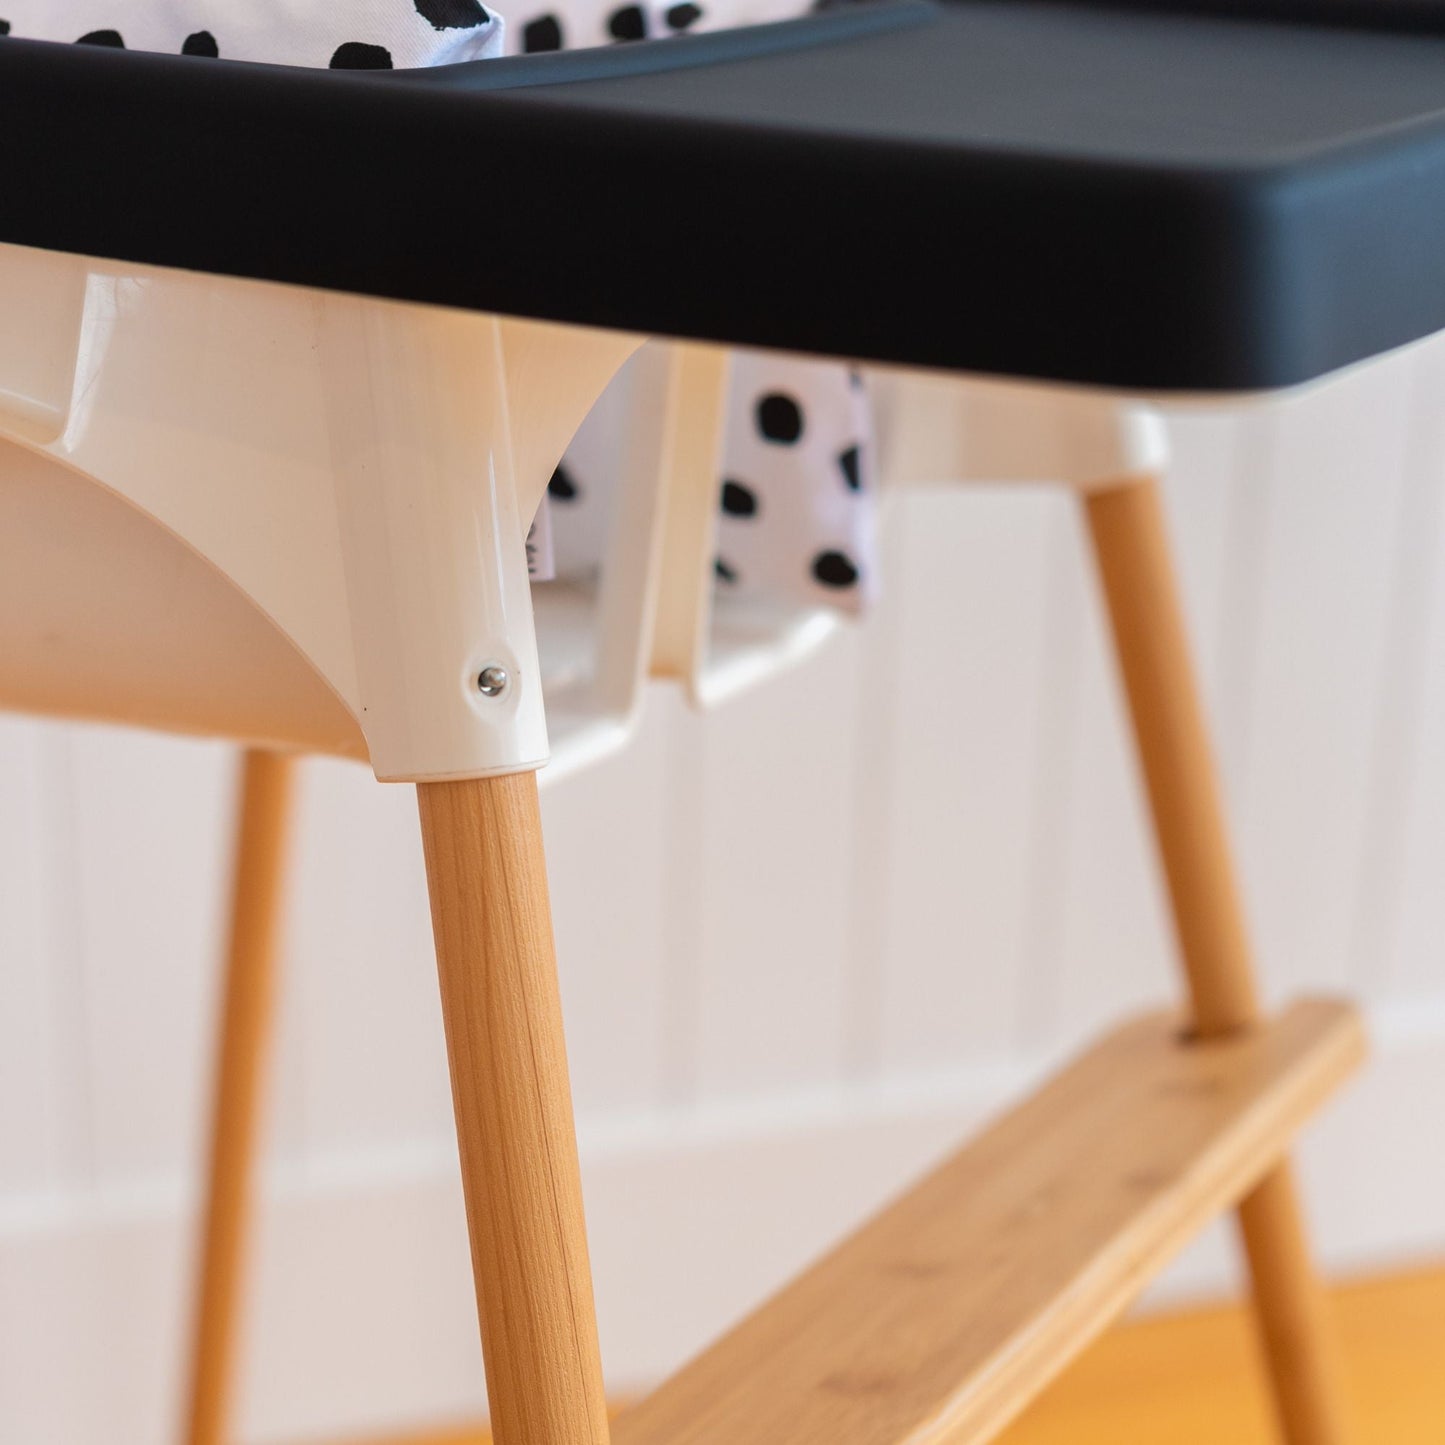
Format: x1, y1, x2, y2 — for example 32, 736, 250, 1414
1201, 406, 1281, 790
283, 758, 452, 1161
0, 720, 74, 1195
688, 630, 863, 1100
871, 486, 1055, 1076
1158, 410, 1247, 726
834, 512, 906, 1080
1348, 340, 1445, 1003
1233, 357, 1416, 1001
69, 728, 232, 1187
543, 699, 677, 1120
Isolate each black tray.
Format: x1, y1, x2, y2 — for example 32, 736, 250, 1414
6, 0, 1445, 390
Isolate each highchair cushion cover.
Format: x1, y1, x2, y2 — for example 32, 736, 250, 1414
0, 0, 506, 66
0, 0, 877, 617
505, 0, 823, 50
555, 353, 875, 610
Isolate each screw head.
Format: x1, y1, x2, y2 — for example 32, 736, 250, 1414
476, 664, 510, 698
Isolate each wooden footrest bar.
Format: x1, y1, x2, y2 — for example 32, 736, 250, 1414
611, 997, 1365, 1445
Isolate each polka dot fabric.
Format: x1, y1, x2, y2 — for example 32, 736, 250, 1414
546, 350, 876, 616
714, 354, 874, 611
510, 0, 825, 50
0, 0, 504, 68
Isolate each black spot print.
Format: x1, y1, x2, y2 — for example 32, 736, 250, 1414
756, 392, 803, 444
838, 445, 861, 491
720, 480, 758, 518
182, 30, 219, 57
548, 464, 579, 501
523, 13, 564, 50
715, 557, 739, 584
666, 1, 703, 28
608, 5, 648, 41
848, 367, 864, 389
330, 41, 394, 68
77, 29, 125, 46
415, 0, 493, 29
0, 21, 10, 36
812, 550, 859, 588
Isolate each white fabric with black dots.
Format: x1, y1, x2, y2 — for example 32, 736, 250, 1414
0, 0, 505, 67
0, 0, 876, 614
548, 349, 875, 613
508, 0, 817, 52
716, 354, 873, 608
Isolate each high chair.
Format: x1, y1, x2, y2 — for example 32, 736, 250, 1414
6, 1, 1444, 1441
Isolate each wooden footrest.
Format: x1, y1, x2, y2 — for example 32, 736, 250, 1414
612, 997, 1365, 1445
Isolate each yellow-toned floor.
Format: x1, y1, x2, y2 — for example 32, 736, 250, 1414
344, 1266, 1444, 1445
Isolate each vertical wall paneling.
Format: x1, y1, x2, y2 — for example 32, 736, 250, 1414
873, 486, 1057, 1076
656, 686, 710, 1107
1157, 410, 1247, 726
266, 765, 314, 1173
691, 631, 863, 1100
70, 728, 232, 1187
1010, 498, 1089, 1049
33, 727, 97, 1194
838, 500, 909, 1081
1370, 337, 1445, 1004
285, 758, 452, 1164
1233, 355, 1416, 1001
1208, 404, 1281, 796
1347, 338, 1445, 1002
0, 719, 69, 1197
542, 698, 677, 1123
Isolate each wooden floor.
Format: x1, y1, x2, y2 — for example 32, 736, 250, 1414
337, 1264, 1444, 1445
998, 1265, 1444, 1445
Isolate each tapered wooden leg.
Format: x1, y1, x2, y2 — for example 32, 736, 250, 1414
1084, 476, 1350, 1445
417, 772, 610, 1445
183, 749, 295, 1445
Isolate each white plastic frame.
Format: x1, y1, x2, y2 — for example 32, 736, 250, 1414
0, 240, 642, 781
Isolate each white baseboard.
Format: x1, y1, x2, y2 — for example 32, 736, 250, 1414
2, 1000, 1442, 1445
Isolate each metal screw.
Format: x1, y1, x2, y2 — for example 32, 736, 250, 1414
476, 664, 510, 698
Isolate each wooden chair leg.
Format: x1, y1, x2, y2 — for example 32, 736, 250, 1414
417, 772, 610, 1445
1083, 476, 1350, 1445
183, 749, 296, 1445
